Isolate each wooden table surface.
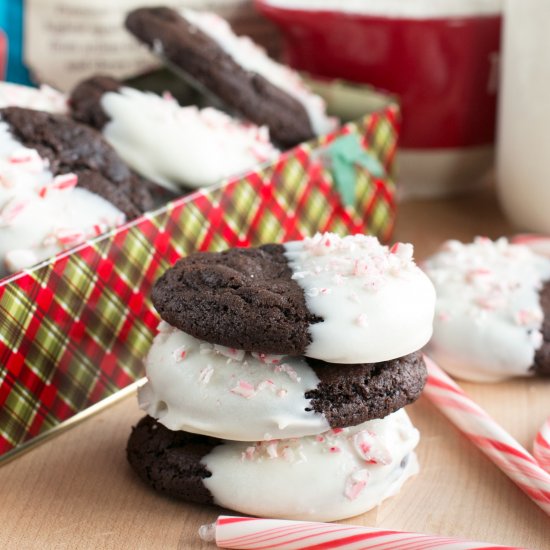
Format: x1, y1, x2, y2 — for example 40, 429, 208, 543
2, 190, 549, 550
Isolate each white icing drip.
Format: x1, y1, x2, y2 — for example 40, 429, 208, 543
0, 82, 67, 113
283, 233, 435, 363
180, 9, 337, 137
101, 87, 278, 191
424, 237, 550, 382
260, 0, 502, 18
0, 121, 125, 278
139, 322, 330, 441
202, 409, 420, 521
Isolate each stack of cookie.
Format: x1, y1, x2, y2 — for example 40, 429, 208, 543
127, 233, 436, 521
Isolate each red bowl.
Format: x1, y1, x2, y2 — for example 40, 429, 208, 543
256, 0, 501, 150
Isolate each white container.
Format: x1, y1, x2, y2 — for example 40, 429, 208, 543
497, 0, 550, 232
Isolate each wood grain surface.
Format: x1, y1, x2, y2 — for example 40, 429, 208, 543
2, 190, 549, 550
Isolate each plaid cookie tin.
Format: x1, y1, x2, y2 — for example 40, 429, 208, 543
0, 103, 399, 460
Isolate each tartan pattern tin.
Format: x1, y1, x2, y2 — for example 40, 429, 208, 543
0, 107, 398, 457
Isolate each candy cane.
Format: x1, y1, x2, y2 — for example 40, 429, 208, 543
533, 417, 550, 474
423, 355, 550, 516
199, 516, 524, 550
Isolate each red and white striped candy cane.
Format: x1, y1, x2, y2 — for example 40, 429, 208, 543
423, 355, 550, 516
533, 417, 550, 474
199, 516, 524, 550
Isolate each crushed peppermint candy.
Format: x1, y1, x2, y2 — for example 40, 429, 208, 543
230, 380, 256, 399
273, 363, 301, 382
241, 446, 256, 461
0, 198, 31, 227
265, 441, 279, 459
353, 430, 392, 465
55, 228, 87, 247
256, 379, 276, 392
172, 345, 187, 362
251, 352, 283, 365
344, 469, 370, 500
214, 344, 246, 361
243, 437, 307, 464
285, 233, 418, 300
198, 365, 214, 384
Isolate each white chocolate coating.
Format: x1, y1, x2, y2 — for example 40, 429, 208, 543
181, 9, 337, 137
424, 237, 550, 382
101, 87, 278, 191
139, 321, 330, 441
283, 233, 436, 363
0, 121, 125, 278
0, 82, 67, 113
202, 408, 419, 521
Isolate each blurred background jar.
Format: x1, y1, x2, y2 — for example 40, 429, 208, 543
256, 0, 503, 199
497, 0, 550, 233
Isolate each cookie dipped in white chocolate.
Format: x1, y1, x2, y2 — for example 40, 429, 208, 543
139, 321, 330, 441
202, 408, 419, 521
0, 121, 125, 278
101, 87, 278, 191
424, 237, 550, 382
180, 9, 337, 137
283, 233, 436, 363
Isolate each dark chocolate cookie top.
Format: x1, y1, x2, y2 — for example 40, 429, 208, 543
152, 244, 320, 355
1, 106, 152, 218
125, 6, 318, 147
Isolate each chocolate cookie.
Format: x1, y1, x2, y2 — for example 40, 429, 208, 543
125, 7, 335, 147
424, 237, 550, 382
127, 408, 420, 521
152, 243, 316, 356
306, 351, 427, 429
126, 414, 215, 504
1, 107, 152, 218
140, 320, 427, 440
151, 234, 436, 364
